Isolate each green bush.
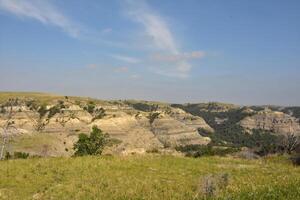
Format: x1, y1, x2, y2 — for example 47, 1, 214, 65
84, 101, 96, 114
73, 126, 109, 156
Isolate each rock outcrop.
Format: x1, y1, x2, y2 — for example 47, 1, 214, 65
240, 109, 300, 136
0, 97, 213, 156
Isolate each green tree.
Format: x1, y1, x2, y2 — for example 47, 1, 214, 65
73, 126, 109, 156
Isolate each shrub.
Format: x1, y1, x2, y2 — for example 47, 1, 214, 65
148, 112, 160, 124
48, 106, 60, 118
146, 148, 159, 153
129, 102, 159, 112
0, 105, 5, 114
291, 154, 300, 166
176, 144, 240, 158
73, 126, 109, 156
84, 101, 96, 114
37, 104, 48, 118
4, 152, 11, 160
14, 152, 29, 159
198, 173, 229, 198
92, 108, 106, 121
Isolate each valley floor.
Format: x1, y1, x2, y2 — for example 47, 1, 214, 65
0, 155, 299, 200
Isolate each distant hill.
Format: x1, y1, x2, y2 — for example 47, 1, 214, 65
0, 92, 299, 157
0, 92, 212, 156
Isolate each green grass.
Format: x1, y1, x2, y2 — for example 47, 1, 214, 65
0, 92, 60, 104
0, 92, 110, 105
10, 134, 63, 155
0, 155, 299, 200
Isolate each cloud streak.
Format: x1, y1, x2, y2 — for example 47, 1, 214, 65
0, 0, 80, 38
111, 54, 140, 64
151, 51, 205, 62
124, 0, 203, 78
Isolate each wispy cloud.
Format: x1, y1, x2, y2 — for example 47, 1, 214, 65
125, 0, 178, 53
124, 0, 203, 78
85, 64, 130, 74
151, 51, 205, 62
0, 0, 80, 38
112, 54, 140, 64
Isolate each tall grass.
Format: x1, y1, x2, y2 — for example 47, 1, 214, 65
0, 155, 299, 200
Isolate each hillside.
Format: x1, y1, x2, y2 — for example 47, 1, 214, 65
1, 92, 300, 157
0, 92, 212, 157
173, 103, 300, 147
0, 155, 299, 200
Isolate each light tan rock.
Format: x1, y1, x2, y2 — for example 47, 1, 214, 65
240, 110, 300, 136
0, 99, 213, 156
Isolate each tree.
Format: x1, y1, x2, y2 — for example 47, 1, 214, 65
280, 133, 299, 154
73, 126, 109, 156
0, 99, 20, 160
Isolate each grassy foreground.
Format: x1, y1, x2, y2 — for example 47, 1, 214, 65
0, 155, 299, 200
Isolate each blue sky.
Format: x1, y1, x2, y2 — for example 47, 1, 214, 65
0, 0, 299, 105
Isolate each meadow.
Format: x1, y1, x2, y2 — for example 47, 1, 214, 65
0, 155, 299, 200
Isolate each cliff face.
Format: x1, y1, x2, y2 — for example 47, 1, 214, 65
239, 109, 300, 136
0, 97, 212, 156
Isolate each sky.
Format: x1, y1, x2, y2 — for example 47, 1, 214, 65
0, 0, 300, 106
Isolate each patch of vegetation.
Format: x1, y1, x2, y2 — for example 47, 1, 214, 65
14, 152, 30, 159
200, 127, 288, 156
172, 103, 291, 156
126, 101, 159, 112
176, 144, 240, 157
291, 154, 300, 166
282, 107, 300, 119
3, 152, 30, 160
84, 101, 96, 114
148, 112, 160, 124
73, 126, 110, 156
37, 104, 48, 118
35, 100, 66, 119
48, 100, 65, 118
198, 173, 229, 198
0, 105, 6, 114
82, 101, 106, 121
91, 107, 106, 121
146, 148, 159, 153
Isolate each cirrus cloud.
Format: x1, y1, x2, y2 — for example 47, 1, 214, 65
124, 0, 205, 78
151, 51, 205, 62
0, 0, 80, 38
